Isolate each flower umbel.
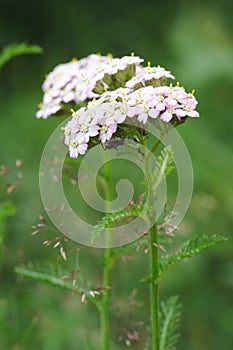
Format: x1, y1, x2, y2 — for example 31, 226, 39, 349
63, 85, 199, 158
36, 52, 199, 157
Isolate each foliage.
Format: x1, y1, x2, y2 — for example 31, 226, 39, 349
0, 201, 16, 264
159, 296, 181, 350
158, 234, 227, 280
91, 199, 145, 242
14, 264, 102, 309
1, 2, 232, 348
152, 145, 175, 191
0, 201, 16, 242
141, 234, 227, 284
0, 42, 43, 70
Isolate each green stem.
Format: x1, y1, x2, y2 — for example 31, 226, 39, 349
145, 136, 164, 350
100, 155, 113, 350
149, 224, 159, 350
150, 138, 162, 156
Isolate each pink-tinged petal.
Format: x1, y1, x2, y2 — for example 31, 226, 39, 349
167, 73, 175, 79
187, 110, 199, 118
78, 143, 88, 155
89, 125, 99, 136
50, 104, 61, 114
99, 134, 107, 143
164, 98, 178, 108
160, 111, 173, 122
36, 110, 43, 119
138, 112, 148, 124
106, 124, 117, 139
76, 133, 89, 144
148, 109, 159, 119
113, 110, 126, 123
127, 106, 137, 118
180, 98, 198, 107
147, 97, 157, 108
175, 109, 187, 119
69, 146, 79, 158
99, 123, 118, 143
187, 99, 198, 108
135, 105, 145, 115
156, 102, 165, 112
63, 91, 75, 103
65, 80, 76, 91
44, 93, 53, 105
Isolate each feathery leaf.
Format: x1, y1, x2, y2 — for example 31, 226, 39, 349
91, 200, 145, 242
158, 234, 227, 280
14, 265, 102, 308
159, 296, 181, 350
0, 201, 16, 246
152, 145, 175, 191
0, 42, 43, 69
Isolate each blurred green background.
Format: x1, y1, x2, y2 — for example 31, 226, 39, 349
0, 0, 232, 349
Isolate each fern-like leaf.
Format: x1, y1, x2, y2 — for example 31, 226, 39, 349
159, 296, 181, 350
91, 201, 145, 242
0, 42, 43, 69
158, 234, 227, 280
15, 265, 75, 290
153, 145, 174, 191
14, 265, 102, 308
0, 201, 16, 246
0, 201, 16, 268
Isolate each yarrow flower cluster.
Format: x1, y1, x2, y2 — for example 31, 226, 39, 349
126, 62, 175, 89
63, 85, 198, 157
36, 53, 143, 119
36, 52, 199, 158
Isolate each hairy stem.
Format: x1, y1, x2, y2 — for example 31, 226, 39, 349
100, 154, 113, 350
145, 136, 164, 350
149, 224, 159, 350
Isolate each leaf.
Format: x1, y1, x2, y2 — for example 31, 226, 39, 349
159, 296, 182, 350
143, 327, 152, 350
0, 201, 16, 245
158, 234, 227, 280
91, 200, 145, 242
152, 145, 175, 191
14, 265, 102, 308
15, 265, 75, 290
0, 42, 43, 69
0, 201, 16, 220
113, 239, 142, 257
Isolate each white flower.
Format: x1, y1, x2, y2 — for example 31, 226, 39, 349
136, 103, 159, 124
126, 65, 175, 89
160, 107, 175, 122
63, 117, 79, 145
99, 122, 118, 143
36, 100, 61, 119
176, 105, 199, 119
96, 88, 132, 105
121, 54, 144, 65
97, 103, 116, 120
142, 65, 175, 80
111, 101, 136, 123
125, 76, 143, 89
103, 57, 127, 75
69, 139, 88, 158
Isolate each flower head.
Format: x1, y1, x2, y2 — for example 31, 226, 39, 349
36, 52, 199, 158
63, 84, 199, 158
36, 54, 144, 119
126, 63, 175, 89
